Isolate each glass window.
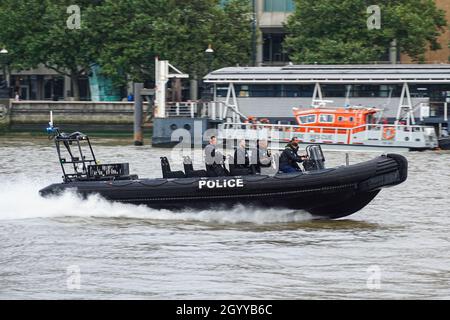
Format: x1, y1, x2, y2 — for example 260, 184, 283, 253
322, 84, 347, 97
263, 33, 289, 64
264, 0, 295, 12
232, 84, 316, 98
286, 0, 295, 11
298, 115, 317, 124
44, 78, 52, 99
53, 77, 64, 99
216, 86, 229, 98
282, 85, 301, 97
338, 116, 344, 122
349, 117, 355, 122
319, 114, 335, 123
78, 76, 91, 101
238, 85, 250, 97
249, 84, 275, 97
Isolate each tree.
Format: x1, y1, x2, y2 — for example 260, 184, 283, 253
93, 0, 252, 85
0, 0, 253, 98
213, 0, 253, 69
0, 0, 104, 99
89, 0, 166, 86
284, 0, 447, 64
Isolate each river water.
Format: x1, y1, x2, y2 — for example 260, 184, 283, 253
0, 136, 449, 299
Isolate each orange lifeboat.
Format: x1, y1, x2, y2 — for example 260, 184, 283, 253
293, 106, 378, 135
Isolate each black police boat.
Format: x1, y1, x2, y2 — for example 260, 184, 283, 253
39, 127, 408, 220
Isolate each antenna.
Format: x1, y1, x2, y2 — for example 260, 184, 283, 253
46, 110, 59, 136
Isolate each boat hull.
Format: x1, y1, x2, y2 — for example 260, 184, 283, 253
438, 137, 450, 150
39, 154, 408, 220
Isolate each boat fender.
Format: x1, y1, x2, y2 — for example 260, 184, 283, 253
199, 178, 244, 190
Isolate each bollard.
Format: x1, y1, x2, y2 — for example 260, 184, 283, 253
134, 83, 144, 146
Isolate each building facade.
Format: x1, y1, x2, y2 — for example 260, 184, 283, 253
254, 0, 450, 66
255, 0, 295, 66
8, 65, 91, 101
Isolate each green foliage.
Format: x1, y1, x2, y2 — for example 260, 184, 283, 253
0, 0, 252, 90
284, 0, 447, 64
95, 0, 252, 82
0, 0, 103, 98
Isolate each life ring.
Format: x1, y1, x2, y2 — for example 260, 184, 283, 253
383, 127, 396, 140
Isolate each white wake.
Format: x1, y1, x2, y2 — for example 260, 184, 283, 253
0, 179, 312, 224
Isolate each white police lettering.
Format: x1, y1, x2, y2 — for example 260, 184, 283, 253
199, 178, 244, 190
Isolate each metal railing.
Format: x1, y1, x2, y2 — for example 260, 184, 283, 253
165, 101, 246, 122
165, 102, 199, 118
220, 122, 435, 144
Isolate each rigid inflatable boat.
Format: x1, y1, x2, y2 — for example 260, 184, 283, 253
39, 127, 408, 220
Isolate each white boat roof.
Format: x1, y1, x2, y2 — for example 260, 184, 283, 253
204, 64, 450, 84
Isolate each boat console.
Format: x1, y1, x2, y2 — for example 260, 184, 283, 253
303, 145, 326, 171
47, 126, 137, 183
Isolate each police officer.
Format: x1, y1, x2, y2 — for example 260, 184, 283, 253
279, 137, 307, 173
204, 136, 227, 177
234, 139, 256, 174
251, 139, 272, 174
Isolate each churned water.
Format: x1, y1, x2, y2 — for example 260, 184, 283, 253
0, 136, 449, 299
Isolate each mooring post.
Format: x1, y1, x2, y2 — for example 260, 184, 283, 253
134, 83, 144, 146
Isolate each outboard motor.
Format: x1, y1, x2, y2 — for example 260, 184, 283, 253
303, 145, 325, 171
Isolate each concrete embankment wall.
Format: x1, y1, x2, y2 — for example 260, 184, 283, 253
0, 100, 151, 133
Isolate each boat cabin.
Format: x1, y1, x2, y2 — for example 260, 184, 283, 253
293, 106, 379, 134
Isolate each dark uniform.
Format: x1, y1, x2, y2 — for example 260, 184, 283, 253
251, 146, 272, 174
233, 146, 256, 175
279, 143, 304, 173
204, 143, 227, 177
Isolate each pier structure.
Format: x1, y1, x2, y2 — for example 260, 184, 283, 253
151, 58, 245, 147
203, 64, 450, 137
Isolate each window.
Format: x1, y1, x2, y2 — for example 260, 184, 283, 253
322, 85, 347, 97
263, 33, 289, 64
338, 116, 344, 122
322, 84, 406, 98
349, 117, 355, 122
44, 76, 64, 100
238, 85, 250, 97
298, 115, 317, 124
319, 114, 335, 123
264, 0, 295, 12
232, 84, 315, 98
216, 86, 229, 98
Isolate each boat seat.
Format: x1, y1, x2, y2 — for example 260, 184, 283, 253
160, 157, 185, 179
183, 156, 208, 178
205, 157, 229, 177
228, 155, 253, 176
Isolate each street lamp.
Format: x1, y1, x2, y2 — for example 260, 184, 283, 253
0, 48, 10, 98
205, 44, 214, 55
205, 44, 214, 72
204, 44, 214, 101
